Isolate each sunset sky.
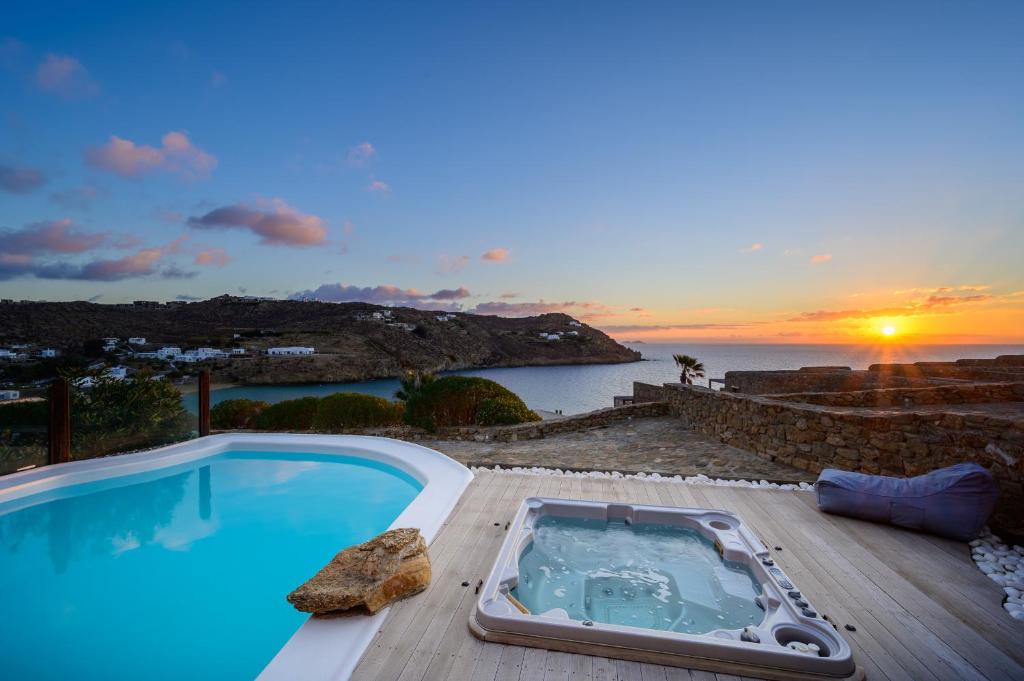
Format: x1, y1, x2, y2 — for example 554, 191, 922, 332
2, 2, 1022, 343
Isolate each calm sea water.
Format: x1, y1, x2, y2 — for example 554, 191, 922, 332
184, 343, 1024, 416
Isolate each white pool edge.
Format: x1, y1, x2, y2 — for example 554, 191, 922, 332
0, 433, 474, 681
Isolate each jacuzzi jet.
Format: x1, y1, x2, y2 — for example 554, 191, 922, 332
473, 498, 861, 680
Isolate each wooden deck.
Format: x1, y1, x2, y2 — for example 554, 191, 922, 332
351, 472, 1024, 681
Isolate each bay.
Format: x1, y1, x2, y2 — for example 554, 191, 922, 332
182, 343, 1024, 416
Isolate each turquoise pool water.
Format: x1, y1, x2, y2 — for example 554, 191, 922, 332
0, 451, 422, 680
513, 516, 762, 634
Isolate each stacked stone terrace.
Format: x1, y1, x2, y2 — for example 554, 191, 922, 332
634, 355, 1024, 540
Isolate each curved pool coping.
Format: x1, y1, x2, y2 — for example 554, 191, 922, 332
0, 433, 474, 681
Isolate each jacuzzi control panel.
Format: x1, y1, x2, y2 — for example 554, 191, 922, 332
767, 566, 794, 590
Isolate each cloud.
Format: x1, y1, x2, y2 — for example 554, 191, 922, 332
481, 248, 510, 262
210, 70, 227, 88
176, 294, 202, 301
438, 254, 470, 273
195, 248, 229, 267
741, 243, 763, 253
810, 254, 832, 264
468, 300, 612, 319
50, 183, 102, 209
0, 248, 167, 282
187, 198, 326, 246
0, 163, 46, 194
85, 131, 216, 178
599, 323, 755, 333
367, 179, 390, 194
35, 54, 99, 99
2, 219, 107, 254
789, 293, 994, 322
347, 142, 376, 167
289, 283, 471, 309
499, 292, 519, 299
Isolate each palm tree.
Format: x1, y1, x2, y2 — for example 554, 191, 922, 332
672, 354, 705, 385
395, 369, 435, 401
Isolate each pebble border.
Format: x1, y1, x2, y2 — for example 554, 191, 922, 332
470, 464, 815, 491
970, 528, 1024, 622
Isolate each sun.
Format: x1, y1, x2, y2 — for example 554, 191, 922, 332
881, 325, 897, 337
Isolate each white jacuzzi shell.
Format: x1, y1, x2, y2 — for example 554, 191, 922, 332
0, 433, 473, 681
471, 497, 861, 681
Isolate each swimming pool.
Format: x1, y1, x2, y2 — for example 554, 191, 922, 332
0, 434, 472, 681
472, 498, 860, 680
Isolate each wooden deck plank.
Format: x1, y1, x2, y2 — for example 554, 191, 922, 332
350, 473, 1024, 681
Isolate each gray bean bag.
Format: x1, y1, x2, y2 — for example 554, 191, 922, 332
816, 463, 998, 540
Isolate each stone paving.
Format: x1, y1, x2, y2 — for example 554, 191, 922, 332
421, 416, 813, 482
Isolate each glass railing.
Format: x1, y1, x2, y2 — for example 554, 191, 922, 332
1, 370, 209, 477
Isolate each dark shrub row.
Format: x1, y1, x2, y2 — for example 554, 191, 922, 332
210, 393, 403, 431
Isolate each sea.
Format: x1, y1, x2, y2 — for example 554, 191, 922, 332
182, 343, 1024, 416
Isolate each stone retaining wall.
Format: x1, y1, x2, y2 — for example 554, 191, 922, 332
635, 381, 1024, 538
773, 382, 1024, 408
723, 368, 930, 395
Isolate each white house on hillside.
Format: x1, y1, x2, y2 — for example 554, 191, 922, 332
0, 390, 20, 401
40, 348, 57, 358
157, 346, 181, 359
569, 320, 582, 327
128, 337, 146, 345
268, 347, 314, 356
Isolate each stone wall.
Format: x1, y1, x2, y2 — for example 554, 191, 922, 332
725, 354, 1024, 395
637, 382, 1024, 538
773, 382, 1024, 408
723, 368, 931, 395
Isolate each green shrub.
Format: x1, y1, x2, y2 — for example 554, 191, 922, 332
476, 396, 541, 426
256, 396, 320, 431
403, 376, 539, 431
211, 398, 268, 430
314, 393, 404, 430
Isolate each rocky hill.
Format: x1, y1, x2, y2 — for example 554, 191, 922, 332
0, 296, 640, 384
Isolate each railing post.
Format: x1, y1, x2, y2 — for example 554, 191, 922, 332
48, 377, 71, 464
198, 369, 211, 437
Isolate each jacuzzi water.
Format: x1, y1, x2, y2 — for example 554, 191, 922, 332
0, 450, 422, 681
512, 516, 763, 634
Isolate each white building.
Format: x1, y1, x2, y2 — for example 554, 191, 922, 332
128, 337, 146, 345
267, 347, 315, 356
566, 330, 579, 336
568, 320, 582, 327
134, 352, 158, 359
539, 332, 562, 341
103, 337, 118, 351
0, 390, 20, 401
40, 348, 57, 358
0, 349, 14, 359
231, 347, 246, 355
106, 366, 128, 380
157, 346, 182, 359
436, 314, 454, 322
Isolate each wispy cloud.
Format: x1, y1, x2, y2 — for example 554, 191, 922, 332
741, 243, 763, 253
35, 54, 99, 99
810, 254, 832, 264
599, 322, 756, 333
187, 198, 326, 247
468, 300, 612, 319
789, 293, 994, 322
438, 254, 470, 273
481, 248, 510, 262
85, 131, 216, 179
347, 142, 377, 167
50, 183, 102, 209
195, 248, 229, 267
367, 178, 390, 194
0, 163, 46, 194
2, 219, 107, 254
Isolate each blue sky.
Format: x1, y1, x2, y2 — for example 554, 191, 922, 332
2, 1, 1023, 342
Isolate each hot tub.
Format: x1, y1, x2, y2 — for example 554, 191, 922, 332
471, 498, 861, 681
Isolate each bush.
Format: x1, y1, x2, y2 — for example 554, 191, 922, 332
476, 396, 541, 426
211, 399, 268, 430
314, 393, 404, 430
403, 376, 539, 431
256, 396, 320, 431
0, 400, 48, 428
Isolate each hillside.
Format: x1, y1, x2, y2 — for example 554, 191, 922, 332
0, 296, 640, 384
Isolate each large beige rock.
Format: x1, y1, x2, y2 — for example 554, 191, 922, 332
287, 528, 431, 616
